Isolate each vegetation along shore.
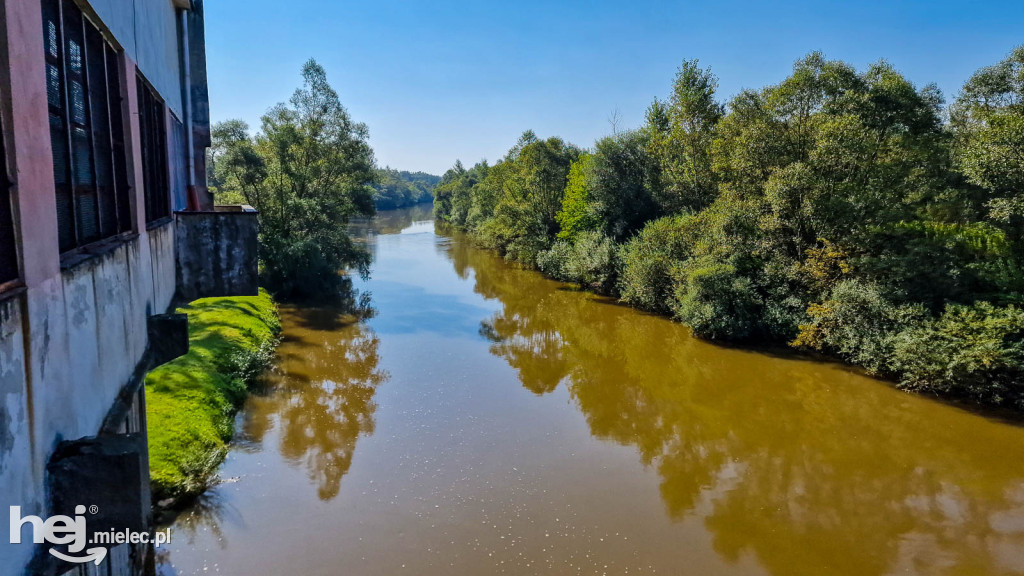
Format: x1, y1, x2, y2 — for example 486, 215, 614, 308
146, 290, 280, 505
433, 48, 1024, 410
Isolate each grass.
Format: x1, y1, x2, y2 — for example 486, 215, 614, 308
145, 289, 281, 505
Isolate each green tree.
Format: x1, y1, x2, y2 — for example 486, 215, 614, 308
211, 59, 376, 300
479, 132, 581, 264
646, 59, 724, 213
589, 130, 662, 241
556, 154, 599, 241
432, 48, 1024, 409
952, 46, 1024, 244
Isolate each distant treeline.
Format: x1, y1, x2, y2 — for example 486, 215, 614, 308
434, 49, 1024, 409
372, 169, 439, 210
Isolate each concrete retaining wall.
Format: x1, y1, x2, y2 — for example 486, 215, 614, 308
175, 207, 259, 301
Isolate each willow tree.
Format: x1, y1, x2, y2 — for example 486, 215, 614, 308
211, 59, 376, 299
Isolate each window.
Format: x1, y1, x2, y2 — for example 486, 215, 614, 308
0, 93, 17, 285
137, 78, 170, 223
169, 113, 188, 212
43, 0, 132, 253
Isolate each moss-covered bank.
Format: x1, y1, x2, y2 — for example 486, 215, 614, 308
145, 289, 280, 504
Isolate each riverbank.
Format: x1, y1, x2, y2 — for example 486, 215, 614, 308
158, 207, 1024, 576
146, 289, 281, 506
431, 51, 1024, 411
439, 216, 1024, 411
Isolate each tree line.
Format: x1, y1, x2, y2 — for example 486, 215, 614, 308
434, 48, 1024, 409
372, 168, 440, 210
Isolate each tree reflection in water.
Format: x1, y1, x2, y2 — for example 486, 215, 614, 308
154, 491, 233, 573
444, 230, 1024, 576
242, 295, 389, 501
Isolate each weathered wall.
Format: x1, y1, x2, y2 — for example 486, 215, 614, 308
0, 0, 218, 572
0, 224, 176, 575
0, 296, 33, 575
86, 0, 184, 119
175, 208, 259, 301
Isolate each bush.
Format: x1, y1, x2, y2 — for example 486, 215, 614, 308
477, 208, 552, 266
792, 279, 925, 374
556, 154, 600, 241
260, 235, 371, 301
536, 240, 573, 278
890, 302, 1024, 405
672, 257, 763, 341
537, 231, 619, 295
618, 215, 692, 314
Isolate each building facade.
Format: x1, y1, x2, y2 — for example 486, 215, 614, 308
0, 0, 253, 574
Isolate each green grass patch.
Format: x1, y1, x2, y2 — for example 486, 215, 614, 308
145, 289, 281, 504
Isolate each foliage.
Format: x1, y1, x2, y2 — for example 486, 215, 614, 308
951, 46, 1024, 261
487, 133, 581, 264
645, 59, 723, 213
793, 279, 925, 374
556, 154, 599, 241
671, 256, 763, 341
589, 130, 663, 241
435, 48, 1024, 408
372, 168, 439, 210
210, 60, 376, 300
433, 159, 491, 229
437, 132, 581, 266
146, 290, 281, 503
537, 231, 619, 294
891, 302, 1024, 406
618, 215, 693, 314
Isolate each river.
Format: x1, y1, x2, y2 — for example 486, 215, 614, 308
157, 204, 1024, 576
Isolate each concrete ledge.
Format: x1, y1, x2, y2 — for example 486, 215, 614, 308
174, 206, 259, 301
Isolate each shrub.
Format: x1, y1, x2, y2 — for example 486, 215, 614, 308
537, 231, 619, 295
672, 257, 763, 341
536, 240, 573, 278
792, 279, 925, 374
260, 235, 371, 301
890, 302, 1024, 405
618, 215, 693, 314
556, 154, 601, 241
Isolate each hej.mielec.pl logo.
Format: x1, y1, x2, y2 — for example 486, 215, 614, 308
10, 505, 172, 565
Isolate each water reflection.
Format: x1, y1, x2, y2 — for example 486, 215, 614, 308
444, 229, 1024, 575
155, 489, 241, 575
242, 304, 389, 500
351, 203, 434, 238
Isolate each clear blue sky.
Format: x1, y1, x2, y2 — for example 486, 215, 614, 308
205, 0, 1024, 176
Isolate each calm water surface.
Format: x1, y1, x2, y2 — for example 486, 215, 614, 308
158, 204, 1024, 575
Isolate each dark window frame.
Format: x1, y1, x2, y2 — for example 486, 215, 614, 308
43, 0, 133, 255
0, 89, 18, 287
136, 75, 170, 224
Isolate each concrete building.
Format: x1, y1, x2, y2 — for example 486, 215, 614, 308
0, 0, 256, 574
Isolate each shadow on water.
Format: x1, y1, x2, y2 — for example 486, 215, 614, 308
438, 224, 1024, 576
155, 491, 239, 575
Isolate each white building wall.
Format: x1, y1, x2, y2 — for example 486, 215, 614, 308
87, 0, 185, 119
0, 0, 209, 569
0, 224, 177, 575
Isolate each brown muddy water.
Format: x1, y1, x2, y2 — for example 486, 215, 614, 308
157, 204, 1024, 576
